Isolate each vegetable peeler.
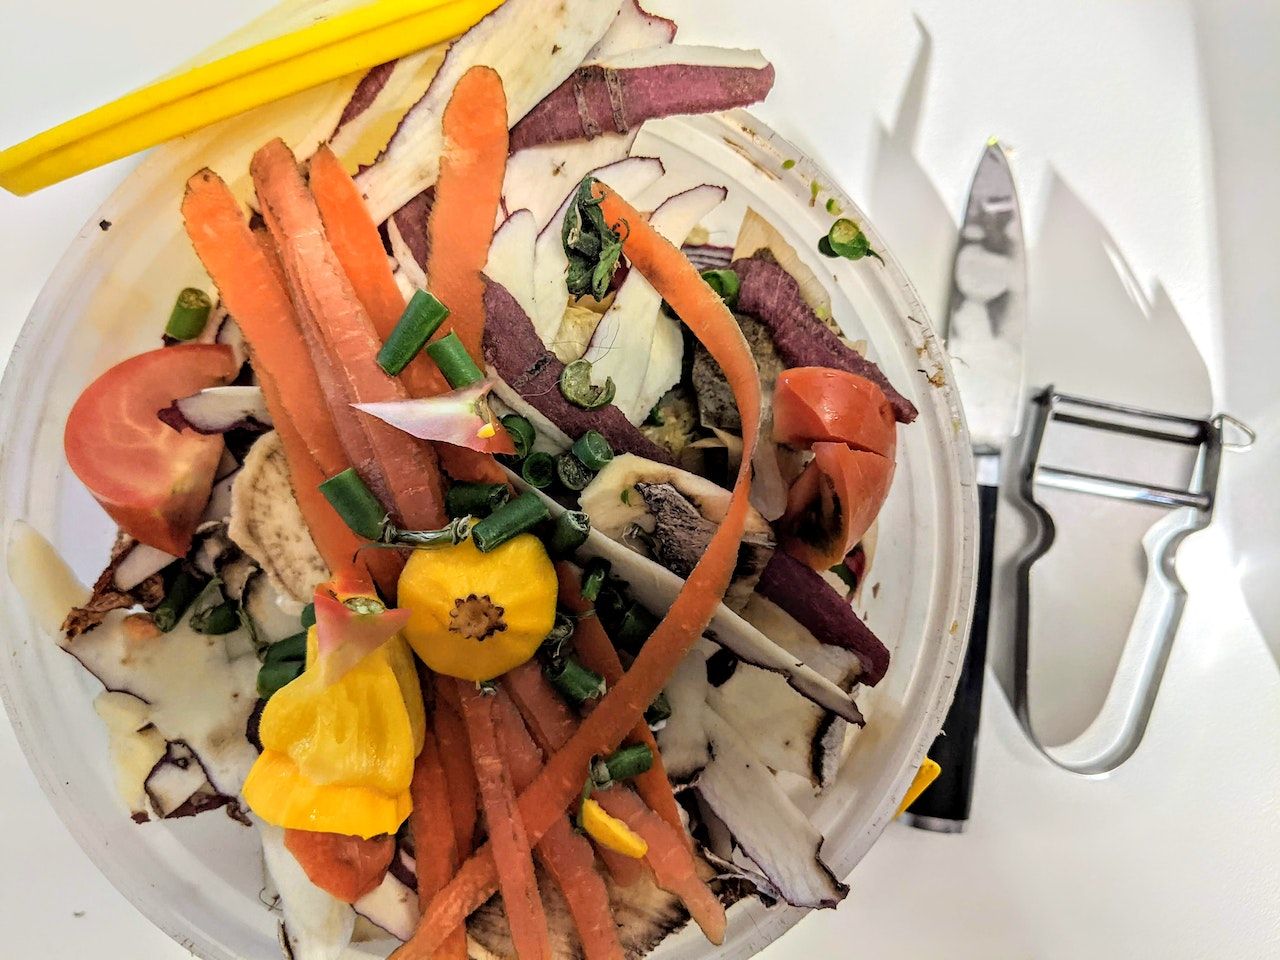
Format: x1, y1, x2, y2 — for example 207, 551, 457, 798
1007, 387, 1254, 774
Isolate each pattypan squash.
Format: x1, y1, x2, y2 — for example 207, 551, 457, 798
398, 533, 557, 682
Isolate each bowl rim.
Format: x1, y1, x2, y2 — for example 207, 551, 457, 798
0, 106, 977, 960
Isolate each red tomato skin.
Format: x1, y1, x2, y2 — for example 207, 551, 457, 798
780, 442, 895, 570
64, 344, 237, 555
285, 828, 394, 903
773, 367, 896, 460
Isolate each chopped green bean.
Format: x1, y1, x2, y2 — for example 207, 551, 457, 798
500, 414, 536, 459
165, 288, 212, 341
548, 511, 590, 556
560, 359, 616, 410
520, 452, 556, 489
446, 482, 510, 519
376, 290, 450, 375
545, 657, 606, 704
580, 558, 611, 602
471, 491, 551, 553
152, 568, 207, 632
425, 332, 484, 388
571, 430, 613, 471
319, 468, 386, 540
555, 453, 593, 492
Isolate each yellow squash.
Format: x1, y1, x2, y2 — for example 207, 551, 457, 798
398, 534, 557, 682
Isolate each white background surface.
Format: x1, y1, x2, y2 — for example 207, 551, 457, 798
2, 1, 1278, 958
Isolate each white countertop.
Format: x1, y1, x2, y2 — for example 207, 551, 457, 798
2, 1, 1278, 957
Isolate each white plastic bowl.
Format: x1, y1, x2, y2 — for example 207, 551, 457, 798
0, 97, 976, 960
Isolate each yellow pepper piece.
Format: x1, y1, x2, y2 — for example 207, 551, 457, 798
242, 749, 411, 839
243, 626, 420, 838
581, 797, 648, 859
398, 534, 557, 682
895, 758, 942, 817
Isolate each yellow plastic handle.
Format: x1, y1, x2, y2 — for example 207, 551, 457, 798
895, 758, 941, 817
0, 0, 503, 196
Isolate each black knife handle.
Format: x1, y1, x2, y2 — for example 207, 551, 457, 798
904, 481, 998, 831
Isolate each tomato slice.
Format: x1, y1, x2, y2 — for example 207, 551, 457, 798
773, 367, 896, 459
64, 344, 238, 555
284, 828, 394, 903
779, 442, 895, 570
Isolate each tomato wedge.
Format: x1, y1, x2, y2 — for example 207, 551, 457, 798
779, 442, 894, 570
773, 367, 896, 459
64, 344, 237, 555
284, 828, 394, 903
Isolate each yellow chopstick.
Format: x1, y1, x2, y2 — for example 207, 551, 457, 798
0, 0, 503, 195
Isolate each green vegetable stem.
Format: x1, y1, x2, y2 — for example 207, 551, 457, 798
165, 288, 213, 341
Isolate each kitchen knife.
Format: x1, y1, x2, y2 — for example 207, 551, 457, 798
904, 140, 1026, 832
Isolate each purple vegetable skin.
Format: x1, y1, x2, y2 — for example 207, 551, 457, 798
509, 59, 776, 151
482, 279, 675, 464
756, 550, 890, 686
731, 254, 919, 423
391, 187, 435, 272
335, 60, 397, 132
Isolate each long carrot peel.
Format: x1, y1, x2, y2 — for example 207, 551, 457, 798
555, 565, 687, 847
425, 65, 508, 365
503, 661, 718, 929
503, 663, 646, 889
392, 182, 760, 960
410, 726, 466, 960
493, 691, 625, 960
182, 169, 346, 477
181, 169, 395, 593
251, 137, 448, 531
594, 789, 727, 945
456, 681, 552, 960
433, 698, 478, 868
310, 142, 506, 487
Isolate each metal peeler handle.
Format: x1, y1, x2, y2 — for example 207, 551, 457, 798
1007, 388, 1245, 775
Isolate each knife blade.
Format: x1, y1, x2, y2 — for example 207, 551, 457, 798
904, 140, 1027, 832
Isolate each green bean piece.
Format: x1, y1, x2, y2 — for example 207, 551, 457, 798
263, 631, 308, 666
570, 430, 614, 471
700, 269, 741, 310
471, 491, 551, 553
559, 359, 616, 410
580, 558, 611, 602
152, 567, 207, 633
520, 452, 556, 489
257, 659, 304, 700
645, 691, 672, 728
547, 511, 590, 556
319, 468, 387, 540
376, 290, 450, 375
445, 482, 511, 519
425, 332, 484, 388
191, 600, 240, 635
300, 603, 316, 629
545, 657, 606, 704
165, 288, 212, 341
555, 453, 593, 492
500, 414, 536, 459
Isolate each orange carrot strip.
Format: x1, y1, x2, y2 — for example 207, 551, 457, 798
493, 691, 624, 960
456, 681, 551, 960
410, 726, 467, 960
594, 790, 727, 944
393, 181, 760, 960
556, 565, 687, 846
309, 143, 506, 487
180, 169, 347, 476
425, 65, 509, 364
433, 697, 478, 867
251, 138, 448, 530
284, 829, 394, 904
502, 662, 647, 889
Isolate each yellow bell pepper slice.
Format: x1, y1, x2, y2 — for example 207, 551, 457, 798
581, 797, 649, 859
243, 749, 411, 839
398, 534, 557, 682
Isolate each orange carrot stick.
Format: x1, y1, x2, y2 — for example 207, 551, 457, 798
594, 789, 727, 944
180, 169, 347, 476
425, 65, 508, 364
309, 143, 506, 487
493, 691, 624, 960
392, 181, 761, 960
456, 681, 551, 960
556, 566, 687, 847
251, 138, 448, 530
410, 726, 467, 960
433, 697, 478, 866
502, 662, 647, 889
